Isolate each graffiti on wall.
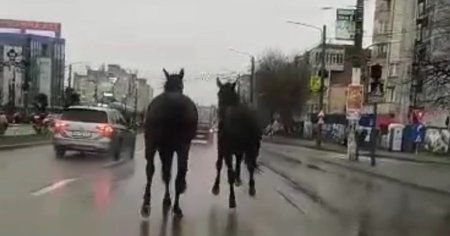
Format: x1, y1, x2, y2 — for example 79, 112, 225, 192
423, 128, 450, 154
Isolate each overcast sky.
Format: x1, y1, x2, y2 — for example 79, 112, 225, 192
3, 0, 375, 105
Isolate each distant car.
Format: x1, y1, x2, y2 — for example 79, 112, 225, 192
195, 105, 215, 143
44, 113, 61, 129
52, 106, 136, 160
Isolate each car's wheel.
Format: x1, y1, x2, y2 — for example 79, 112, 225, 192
129, 139, 136, 160
113, 141, 122, 161
55, 147, 66, 159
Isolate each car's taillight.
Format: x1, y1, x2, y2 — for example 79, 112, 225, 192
54, 120, 67, 133
96, 124, 114, 137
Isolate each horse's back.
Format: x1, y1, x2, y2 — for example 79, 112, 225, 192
222, 105, 262, 148
145, 92, 198, 144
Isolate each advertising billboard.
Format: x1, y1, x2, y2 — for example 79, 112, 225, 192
336, 9, 356, 40
0, 19, 61, 37
1, 46, 24, 106
37, 57, 52, 106
346, 84, 363, 120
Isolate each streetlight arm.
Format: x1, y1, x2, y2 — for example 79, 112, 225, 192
228, 48, 255, 59
364, 40, 401, 50
286, 21, 323, 33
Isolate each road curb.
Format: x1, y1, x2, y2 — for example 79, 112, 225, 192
263, 148, 450, 197
262, 138, 450, 166
0, 131, 142, 152
0, 140, 51, 151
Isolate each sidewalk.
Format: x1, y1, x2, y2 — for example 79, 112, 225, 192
262, 142, 450, 196
262, 135, 450, 165
0, 127, 51, 150
3, 124, 35, 137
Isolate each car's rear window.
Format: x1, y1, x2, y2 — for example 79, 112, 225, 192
61, 109, 108, 123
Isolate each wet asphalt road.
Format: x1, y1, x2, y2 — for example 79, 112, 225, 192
1, 135, 450, 235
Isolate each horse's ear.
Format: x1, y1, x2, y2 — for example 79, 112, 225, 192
231, 81, 237, 90
216, 77, 223, 87
179, 68, 184, 79
163, 68, 169, 79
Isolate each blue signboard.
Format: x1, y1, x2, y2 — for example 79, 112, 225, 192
411, 123, 425, 143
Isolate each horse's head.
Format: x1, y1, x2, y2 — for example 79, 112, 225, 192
216, 78, 239, 108
163, 68, 185, 93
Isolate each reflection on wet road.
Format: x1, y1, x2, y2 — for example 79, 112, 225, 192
1, 135, 450, 235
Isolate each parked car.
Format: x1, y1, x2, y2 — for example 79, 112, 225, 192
52, 106, 136, 160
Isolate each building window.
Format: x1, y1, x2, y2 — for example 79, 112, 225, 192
417, 24, 423, 41
337, 53, 344, 64
378, 21, 389, 34
385, 0, 392, 11
387, 86, 395, 102
389, 62, 399, 77
42, 44, 48, 56
417, 1, 425, 18
376, 44, 388, 58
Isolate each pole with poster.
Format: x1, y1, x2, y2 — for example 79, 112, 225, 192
346, 84, 363, 161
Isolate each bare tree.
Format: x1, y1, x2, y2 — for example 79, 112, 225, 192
257, 50, 310, 129
415, 0, 450, 108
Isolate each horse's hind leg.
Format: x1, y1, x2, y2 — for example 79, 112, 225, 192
224, 153, 236, 208
160, 147, 174, 208
141, 141, 157, 218
212, 139, 224, 195
235, 153, 243, 187
173, 144, 190, 217
246, 148, 258, 197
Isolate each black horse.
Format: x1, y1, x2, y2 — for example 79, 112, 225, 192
141, 68, 198, 218
212, 78, 262, 208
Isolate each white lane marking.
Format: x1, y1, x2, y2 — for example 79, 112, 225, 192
276, 189, 307, 215
31, 178, 79, 197
102, 159, 127, 168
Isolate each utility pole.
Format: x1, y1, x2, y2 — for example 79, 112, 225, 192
134, 86, 138, 127
355, 0, 364, 53
68, 64, 72, 89
94, 80, 98, 103
250, 56, 256, 107
347, 0, 365, 160
228, 48, 256, 107
316, 24, 327, 147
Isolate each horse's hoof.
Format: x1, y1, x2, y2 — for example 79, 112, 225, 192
140, 204, 151, 218
229, 198, 237, 209
163, 196, 172, 207
249, 187, 256, 197
212, 185, 220, 196
235, 179, 242, 187
173, 206, 184, 217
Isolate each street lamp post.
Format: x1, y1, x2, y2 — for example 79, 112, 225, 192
228, 48, 256, 107
287, 21, 327, 147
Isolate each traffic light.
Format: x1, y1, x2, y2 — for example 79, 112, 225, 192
370, 64, 382, 79
370, 80, 384, 94
318, 69, 329, 78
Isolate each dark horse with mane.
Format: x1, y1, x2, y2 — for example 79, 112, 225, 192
141, 68, 198, 218
212, 78, 262, 208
